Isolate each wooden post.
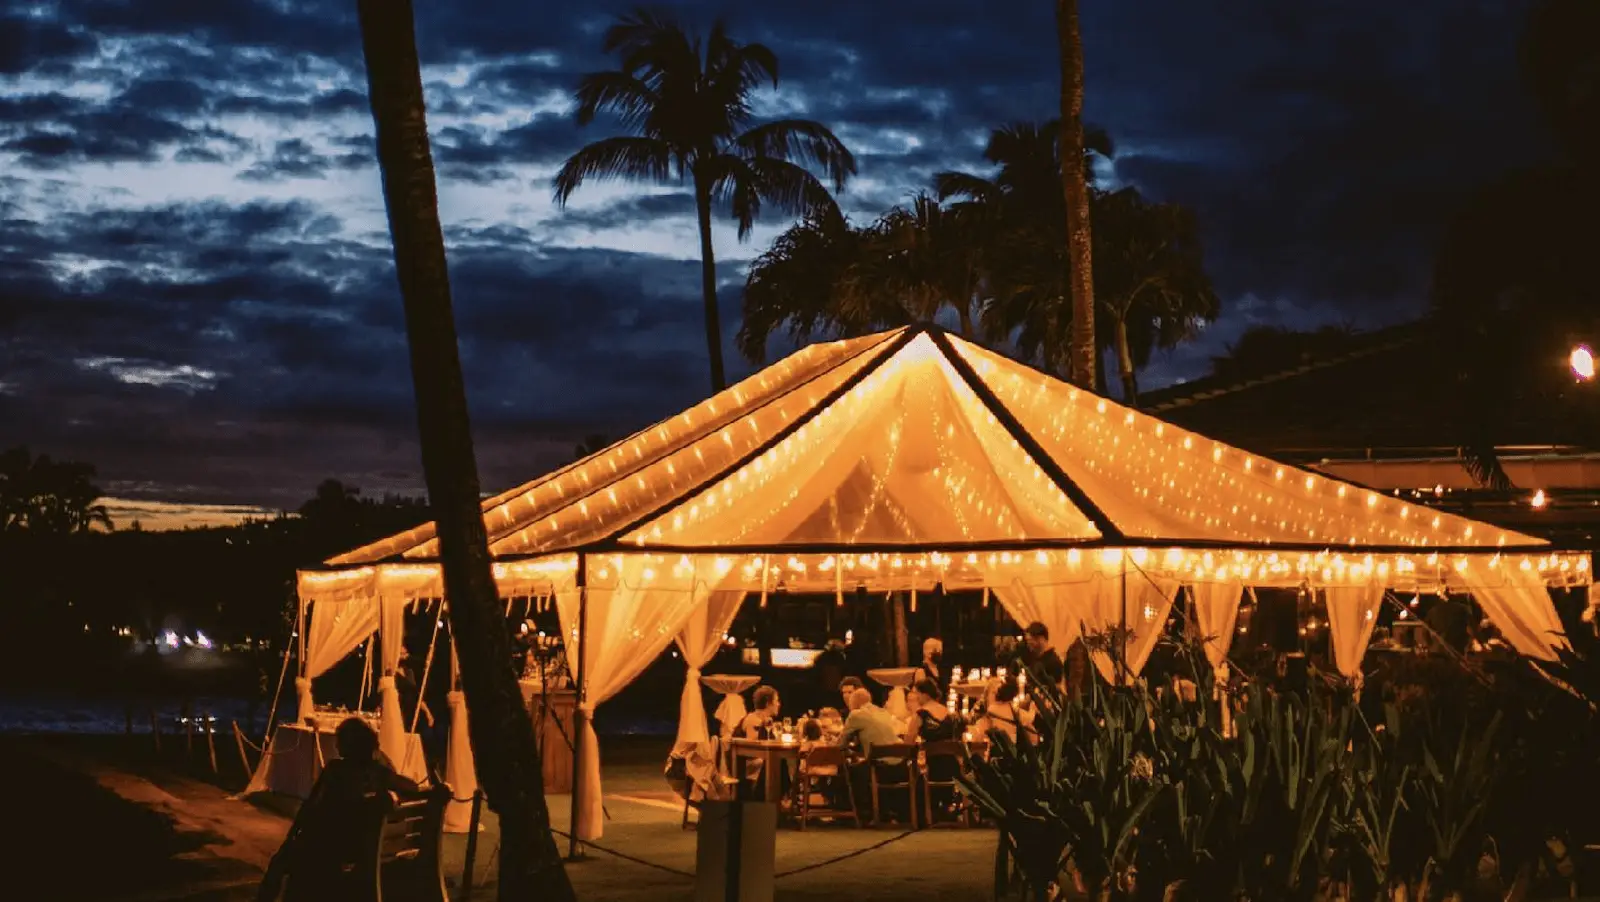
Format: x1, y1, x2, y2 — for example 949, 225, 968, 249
205, 715, 219, 774
461, 789, 484, 898
125, 704, 134, 739
182, 701, 194, 757
150, 710, 162, 754
568, 553, 589, 860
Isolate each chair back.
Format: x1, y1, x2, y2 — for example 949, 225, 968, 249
922, 740, 966, 762
803, 745, 848, 770
867, 742, 916, 764
376, 785, 450, 902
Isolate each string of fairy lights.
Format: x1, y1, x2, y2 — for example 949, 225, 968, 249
300, 326, 1589, 629
952, 339, 1539, 549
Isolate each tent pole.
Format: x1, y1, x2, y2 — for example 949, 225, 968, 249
568, 553, 589, 860
1118, 552, 1128, 686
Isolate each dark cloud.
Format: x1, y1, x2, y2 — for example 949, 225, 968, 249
0, 0, 1555, 507
237, 138, 334, 181
0, 16, 97, 75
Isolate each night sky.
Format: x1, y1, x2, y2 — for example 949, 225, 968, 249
0, 1, 1551, 518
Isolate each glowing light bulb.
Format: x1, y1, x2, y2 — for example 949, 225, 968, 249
1572, 345, 1595, 381
1531, 489, 1548, 509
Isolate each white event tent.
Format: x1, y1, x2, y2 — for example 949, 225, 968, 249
283, 324, 1586, 842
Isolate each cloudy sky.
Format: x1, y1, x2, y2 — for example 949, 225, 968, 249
0, 0, 1551, 517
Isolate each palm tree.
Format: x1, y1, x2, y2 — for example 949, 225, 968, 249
1057, 0, 1098, 390
739, 214, 879, 361
554, 9, 857, 392
935, 121, 1112, 376
351, 2, 575, 899
1090, 187, 1220, 406
864, 193, 990, 337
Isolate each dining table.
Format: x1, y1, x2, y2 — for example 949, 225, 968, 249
726, 737, 804, 803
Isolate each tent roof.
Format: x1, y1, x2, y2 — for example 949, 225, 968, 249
327, 324, 1557, 569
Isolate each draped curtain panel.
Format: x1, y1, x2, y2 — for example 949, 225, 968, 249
1078, 570, 1181, 684
443, 641, 479, 834
555, 559, 710, 841
992, 579, 1085, 659
1188, 580, 1244, 677
1324, 583, 1384, 683
1457, 561, 1568, 661
299, 597, 381, 718
672, 591, 747, 748
378, 596, 408, 771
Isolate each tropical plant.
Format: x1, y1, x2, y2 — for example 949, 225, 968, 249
1090, 188, 1220, 406
351, 1, 575, 899
553, 8, 856, 392
738, 214, 887, 361
1056, 0, 1098, 389
0, 446, 113, 534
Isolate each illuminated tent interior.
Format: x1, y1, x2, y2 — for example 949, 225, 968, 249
277, 324, 1588, 841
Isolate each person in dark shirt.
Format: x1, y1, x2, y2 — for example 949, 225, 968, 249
263, 717, 422, 902
1426, 596, 1472, 655
1016, 621, 1065, 690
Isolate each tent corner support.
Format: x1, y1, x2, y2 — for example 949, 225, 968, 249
568, 552, 589, 859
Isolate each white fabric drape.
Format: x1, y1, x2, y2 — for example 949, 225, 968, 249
555, 559, 711, 841
1078, 569, 1181, 684
443, 642, 479, 834
672, 591, 746, 748
992, 580, 1084, 659
1459, 562, 1568, 661
1188, 581, 1243, 677
1324, 583, 1384, 684
378, 596, 408, 771
713, 692, 747, 739
299, 597, 381, 718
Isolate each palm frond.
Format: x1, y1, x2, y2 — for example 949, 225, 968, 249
571, 71, 659, 129
931, 170, 999, 204
552, 136, 676, 205
708, 154, 841, 240
735, 119, 855, 190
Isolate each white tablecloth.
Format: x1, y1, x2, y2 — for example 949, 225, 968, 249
252, 723, 427, 799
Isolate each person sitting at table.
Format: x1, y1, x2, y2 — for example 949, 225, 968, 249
904, 679, 962, 746
977, 678, 1036, 745
840, 688, 900, 757
739, 685, 782, 740
261, 717, 422, 901
838, 675, 866, 710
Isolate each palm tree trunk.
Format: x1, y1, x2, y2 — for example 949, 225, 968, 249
957, 303, 976, 339
1114, 317, 1140, 408
1057, 0, 1097, 391
353, 4, 574, 901
694, 172, 728, 392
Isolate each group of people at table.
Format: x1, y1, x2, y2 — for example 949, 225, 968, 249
705, 622, 1072, 826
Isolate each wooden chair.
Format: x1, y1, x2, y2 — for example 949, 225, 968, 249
920, 740, 974, 827
866, 742, 919, 829
276, 784, 449, 902
681, 739, 741, 830
795, 746, 859, 830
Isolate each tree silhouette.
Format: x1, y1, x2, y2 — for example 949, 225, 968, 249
553, 8, 856, 392
0, 446, 113, 534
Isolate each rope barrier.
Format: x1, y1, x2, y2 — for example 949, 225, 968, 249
772, 828, 919, 878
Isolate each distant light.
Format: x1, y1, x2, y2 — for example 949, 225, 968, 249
194, 630, 212, 649
1572, 346, 1595, 381
1531, 489, 1548, 509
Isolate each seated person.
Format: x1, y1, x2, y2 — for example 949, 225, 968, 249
264, 718, 422, 901
837, 676, 866, 711
738, 686, 781, 740
840, 688, 901, 759
977, 678, 1036, 745
904, 679, 963, 744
